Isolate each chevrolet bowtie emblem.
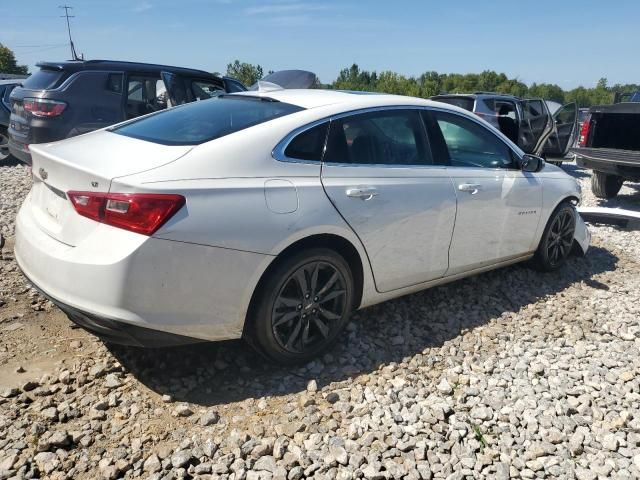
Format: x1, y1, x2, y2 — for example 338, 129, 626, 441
38, 168, 48, 180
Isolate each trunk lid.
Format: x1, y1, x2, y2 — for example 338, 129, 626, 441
27, 130, 193, 246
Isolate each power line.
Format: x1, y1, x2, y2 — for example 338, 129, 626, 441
59, 5, 79, 60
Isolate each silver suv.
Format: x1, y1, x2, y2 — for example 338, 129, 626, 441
431, 92, 578, 165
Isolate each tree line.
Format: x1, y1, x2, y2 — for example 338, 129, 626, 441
228, 61, 639, 107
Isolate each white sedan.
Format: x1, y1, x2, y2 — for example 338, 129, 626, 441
15, 89, 590, 364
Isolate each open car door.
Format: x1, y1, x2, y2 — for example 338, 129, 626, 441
519, 98, 554, 156
543, 102, 578, 158
160, 71, 188, 107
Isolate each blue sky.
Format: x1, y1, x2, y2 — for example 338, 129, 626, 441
3, 0, 639, 89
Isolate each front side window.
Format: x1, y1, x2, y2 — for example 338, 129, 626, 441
284, 123, 329, 161
126, 76, 165, 118
114, 96, 304, 146
324, 109, 432, 166
429, 111, 513, 169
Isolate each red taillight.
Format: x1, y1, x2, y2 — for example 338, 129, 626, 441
68, 192, 185, 236
578, 114, 592, 147
23, 98, 67, 118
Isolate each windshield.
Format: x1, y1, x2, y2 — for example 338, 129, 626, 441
113, 95, 304, 146
22, 69, 64, 90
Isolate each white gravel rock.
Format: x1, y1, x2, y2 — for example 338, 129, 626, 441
0, 158, 639, 480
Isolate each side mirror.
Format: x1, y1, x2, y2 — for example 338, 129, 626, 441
521, 154, 544, 173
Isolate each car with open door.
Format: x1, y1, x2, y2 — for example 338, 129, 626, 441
0, 78, 28, 162
14, 89, 590, 364
7, 60, 247, 164
431, 92, 578, 166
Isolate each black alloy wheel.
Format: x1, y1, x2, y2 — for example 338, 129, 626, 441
272, 260, 348, 354
533, 202, 576, 271
247, 248, 354, 364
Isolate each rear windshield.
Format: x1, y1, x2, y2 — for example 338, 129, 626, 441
113, 96, 304, 145
432, 96, 475, 112
22, 69, 64, 90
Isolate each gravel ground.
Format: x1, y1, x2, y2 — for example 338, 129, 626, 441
0, 159, 639, 480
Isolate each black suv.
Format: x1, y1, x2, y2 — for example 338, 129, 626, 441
8, 60, 247, 164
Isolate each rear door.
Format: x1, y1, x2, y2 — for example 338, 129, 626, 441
320, 108, 457, 293
519, 98, 553, 155
543, 102, 578, 157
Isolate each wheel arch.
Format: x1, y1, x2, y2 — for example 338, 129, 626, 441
243, 233, 366, 336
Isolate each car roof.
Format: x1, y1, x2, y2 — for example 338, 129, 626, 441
0, 79, 22, 86
36, 60, 216, 78
231, 88, 448, 111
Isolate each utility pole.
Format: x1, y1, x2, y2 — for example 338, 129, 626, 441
59, 5, 79, 60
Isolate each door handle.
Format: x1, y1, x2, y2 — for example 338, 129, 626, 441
458, 183, 482, 195
346, 187, 378, 201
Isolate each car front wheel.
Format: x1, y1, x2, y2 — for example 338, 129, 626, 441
247, 248, 354, 365
532, 202, 576, 271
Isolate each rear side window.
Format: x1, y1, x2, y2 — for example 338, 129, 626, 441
523, 100, 545, 119
284, 123, 328, 161
432, 96, 475, 112
324, 109, 432, 166
22, 69, 64, 90
114, 96, 304, 146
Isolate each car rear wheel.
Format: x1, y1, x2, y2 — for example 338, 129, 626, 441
0, 127, 12, 162
532, 202, 576, 272
591, 171, 623, 199
247, 248, 354, 365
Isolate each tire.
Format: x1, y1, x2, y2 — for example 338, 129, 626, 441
0, 127, 13, 163
532, 202, 576, 272
591, 171, 623, 199
246, 248, 354, 365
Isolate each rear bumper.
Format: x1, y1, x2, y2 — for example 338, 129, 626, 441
14, 197, 272, 343
572, 147, 640, 180
21, 268, 203, 347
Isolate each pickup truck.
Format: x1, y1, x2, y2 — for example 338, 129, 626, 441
572, 93, 640, 198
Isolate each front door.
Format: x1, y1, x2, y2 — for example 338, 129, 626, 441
320, 108, 457, 293
519, 98, 553, 155
424, 109, 543, 275
543, 102, 578, 157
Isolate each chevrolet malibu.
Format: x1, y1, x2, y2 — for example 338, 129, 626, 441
14, 89, 590, 364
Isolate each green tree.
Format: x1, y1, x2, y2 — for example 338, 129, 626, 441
0, 44, 28, 75
333, 64, 378, 91
528, 83, 565, 103
225, 60, 264, 87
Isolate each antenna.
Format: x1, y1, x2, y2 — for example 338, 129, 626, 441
59, 5, 79, 60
